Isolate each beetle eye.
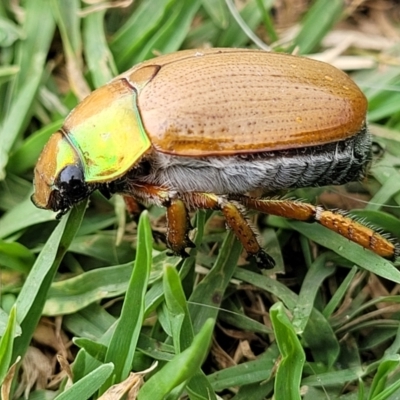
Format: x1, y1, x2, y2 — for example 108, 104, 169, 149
57, 164, 87, 201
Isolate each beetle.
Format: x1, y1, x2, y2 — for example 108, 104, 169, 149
31, 48, 398, 267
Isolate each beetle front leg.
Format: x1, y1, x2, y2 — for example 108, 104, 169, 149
184, 193, 275, 269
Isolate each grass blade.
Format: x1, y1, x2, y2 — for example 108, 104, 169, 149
101, 211, 152, 390
54, 363, 114, 400
189, 231, 242, 335
138, 318, 214, 400
12, 200, 87, 362
271, 302, 305, 400
0, 306, 17, 386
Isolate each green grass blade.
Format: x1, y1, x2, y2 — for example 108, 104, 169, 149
368, 356, 400, 400
133, 0, 201, 62
0, 15, 22, 47
138, 318, 214, 400
83, 9, 116, 87
163, 266, 194, 353
0, 173, 32, 212
44, 263, 133, 315
217, 0, 264, 48
51, 0, 81, 58
7, 120, 62, 175
0, 306, 17, 386
224, 0, 270, 50
0, 65, 19, 85
287, 221, 400, 283
271, 302, 305, 400
202, 0, 230, 29
208, 345, 279, 391
0, 0, 55, 177
54, 363, 114, 400
323, 266, 358, 318
367, 174, 400, 211
74, 338, 107, 363
189, 231, 242, 335
64, 304, 116, 342
373, 380, 400, 400
11, 0, 55, 92
0, 308, 20, 338
110, 0, 174, 70
0, 241, 34, 273
302, 368, 363, 387
12, 201, 87, 362
302, 309, 340, 368
101, 211, 152, 390
232, 381, 275, 400
219, 302, 271, 335
293, 0, 344, 54
163, 266, 216, 399
292, 253, 335, 334
255, 0, 278, 42
383, 321, 400, 356
0, 197, 57, 239
233, 268, 298, 311
0, 77, 44, 179
51, 0, 90, 98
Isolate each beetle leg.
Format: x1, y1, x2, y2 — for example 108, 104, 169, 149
124, 183, 195, 257
126, 184, 275, 267
235, 195, 397, 259
165, 198, 195, 257
183, 193, 275, 269
123, 196, 144, 219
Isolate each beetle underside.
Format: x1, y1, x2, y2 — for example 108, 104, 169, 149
101, 128, 398, 268
138, 125, 371, 194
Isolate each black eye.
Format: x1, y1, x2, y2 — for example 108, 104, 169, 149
58, 164, 86, 201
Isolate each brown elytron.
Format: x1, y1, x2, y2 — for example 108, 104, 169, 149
122, 48, 367, 156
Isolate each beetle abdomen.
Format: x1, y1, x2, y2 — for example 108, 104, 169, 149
137, 126, 370, 194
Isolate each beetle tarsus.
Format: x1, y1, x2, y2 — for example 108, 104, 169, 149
166, 247, 192, 258
253, 250, 275, 270
185, 239, 196, 249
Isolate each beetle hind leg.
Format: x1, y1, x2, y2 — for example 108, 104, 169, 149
220, 200, 275, 269
234, 195, 397, 259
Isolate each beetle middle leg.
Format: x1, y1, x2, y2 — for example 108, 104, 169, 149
183, 192, 275, 269
233, 195, 397, 259
122, 183, 195, 257
164, 198, 195, 257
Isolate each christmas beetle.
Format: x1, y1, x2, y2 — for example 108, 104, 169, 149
32, 48, 398, 267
